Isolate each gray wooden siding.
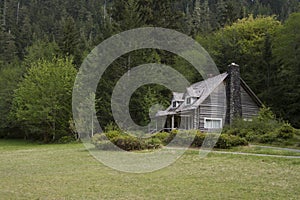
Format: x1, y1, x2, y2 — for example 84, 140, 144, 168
198, 84, 226, 130
241, 86, 260, 119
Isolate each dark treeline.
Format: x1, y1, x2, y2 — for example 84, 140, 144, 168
0, 0, 299, 141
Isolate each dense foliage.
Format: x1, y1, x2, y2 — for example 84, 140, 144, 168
11, 58, 77, 142
92, 107, 299, 150
222, 106, 298, 145
92, 131, 162, 151
92, 129, 248, 150
0, 0, 299, 142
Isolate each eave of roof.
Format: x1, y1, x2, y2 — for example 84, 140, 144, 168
156, 73, 228, 116
155, 72, 263, 117
240, 78, 263, 107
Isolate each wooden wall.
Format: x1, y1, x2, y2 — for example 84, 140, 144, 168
198, 83, 226, 131
241, 86, 260, 119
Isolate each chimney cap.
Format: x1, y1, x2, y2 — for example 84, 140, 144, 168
229, 63, 239, 67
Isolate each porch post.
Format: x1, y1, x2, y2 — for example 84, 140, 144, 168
171, 115, 175, 130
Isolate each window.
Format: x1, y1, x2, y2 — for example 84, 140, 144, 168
204, 118, 222, 129
172, 101, 177, 108
186, 97, 191, 105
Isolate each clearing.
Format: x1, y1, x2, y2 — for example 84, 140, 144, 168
0, 140, 299, 199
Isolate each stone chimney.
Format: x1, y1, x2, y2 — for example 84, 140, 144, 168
226, 63, 242, 125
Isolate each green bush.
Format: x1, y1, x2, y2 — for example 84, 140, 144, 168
169, 130, 196, 146
112, 135, 143, 151
92, 131, 163, 151
106, 130, 122, 140
153, 132, 170, 145
228, 107, 282, 136
215, 134, 248, 149
57, 136, 76, 144
200, 133, 219, 148
93, 140, 119, 151
245, 131, 260, 142
192, 131, 206, 147
216, 134, 233, 149
224, 128, 249, 138
162, 130, 247, 149
276, 123, 295, 139
91, 133, 107, 143
230, 134, 248, 146
258, 132, 277, 143
92, 130, 124, 143
145, 138, 162, 149
222, 107, 298, 144
104, 122, 120, 132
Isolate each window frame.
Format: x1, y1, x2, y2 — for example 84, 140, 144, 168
186, 97, 192, 105
172, 101, 177, 108
204, 117, 223, 129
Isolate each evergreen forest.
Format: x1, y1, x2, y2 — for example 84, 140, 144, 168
0, 0, 299, 141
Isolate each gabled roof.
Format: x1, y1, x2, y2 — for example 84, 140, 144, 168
156, 73, 228, 117
155, 72, 263, 117
173, 92, 184, 102
240, 78, 263, 107
178, 73, 228, 112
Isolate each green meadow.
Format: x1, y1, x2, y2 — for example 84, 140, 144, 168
0, 140, 299, 199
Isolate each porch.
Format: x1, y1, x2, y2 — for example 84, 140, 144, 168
151, 112, 196, 132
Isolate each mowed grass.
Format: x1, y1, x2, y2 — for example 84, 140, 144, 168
0, 140, 299, 199
221, 146, 300, 157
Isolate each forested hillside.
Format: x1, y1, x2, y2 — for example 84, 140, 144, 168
0, 0, 299, 141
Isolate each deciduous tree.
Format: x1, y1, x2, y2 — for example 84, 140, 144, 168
11, 58, 77, 142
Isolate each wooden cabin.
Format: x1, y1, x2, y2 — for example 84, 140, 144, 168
154, 63, 262, 132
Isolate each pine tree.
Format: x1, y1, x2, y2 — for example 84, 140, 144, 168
189, 0, 213, 35
57, 16, 82, 66
216, 0, 228, 28
111, 0, 144, 31
0, 31, 17, 64
190, 0, 202, 36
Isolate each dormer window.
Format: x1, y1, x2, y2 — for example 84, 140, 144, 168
172, 101, 177, 108
186, 97, 191, 105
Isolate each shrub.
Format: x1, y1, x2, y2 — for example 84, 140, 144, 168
200, 133, 219, 148
91, 133, 107, 143
224, 128, 249, 138
92, 133, 139, 151
276, 123, 295, 139
192, 131, 206, 147
245, 131, 260, 142
112, 135, 143, 151
93, 140, 119, 151
145, 138, 162, 149
57, 136, 76, 144
104, 122, 120, 132
257, 106, 276, 121
162, 131, 247, 149
229, 134, 248, 146
92, 132, 163, 151
153, 132, 170, 145
106, 130, 122, 140
222, 107, 298, 145
216, 134, 248, 149
258, 132, 277, 143
164, 130, 200, 147
216, 134, 232, 149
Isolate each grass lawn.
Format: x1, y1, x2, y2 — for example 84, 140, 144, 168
0, 140, 299, 199
220, 145, 300, 157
